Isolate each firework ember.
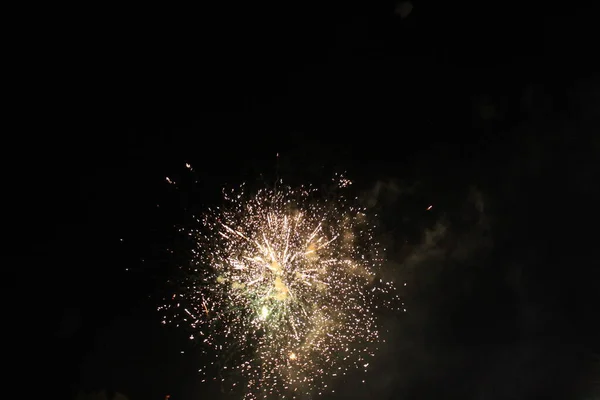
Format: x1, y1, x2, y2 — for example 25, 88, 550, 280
160, 174, 399, 399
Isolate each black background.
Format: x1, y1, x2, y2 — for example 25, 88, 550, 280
12, 2, 600, 399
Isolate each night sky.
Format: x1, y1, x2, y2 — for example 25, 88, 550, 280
24, 2, 600, 399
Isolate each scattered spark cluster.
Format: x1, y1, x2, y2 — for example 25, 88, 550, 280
160, 173, 400, 399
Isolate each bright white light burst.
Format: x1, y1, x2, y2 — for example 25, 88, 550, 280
160, 175, 399, 399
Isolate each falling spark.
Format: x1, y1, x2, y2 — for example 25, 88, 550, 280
162, 175, 400, 399
426, 205, 433, 210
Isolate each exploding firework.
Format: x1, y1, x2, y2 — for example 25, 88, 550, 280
160, 174, 399, 399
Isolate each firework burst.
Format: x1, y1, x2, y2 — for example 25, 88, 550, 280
160, 174, 399, 399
